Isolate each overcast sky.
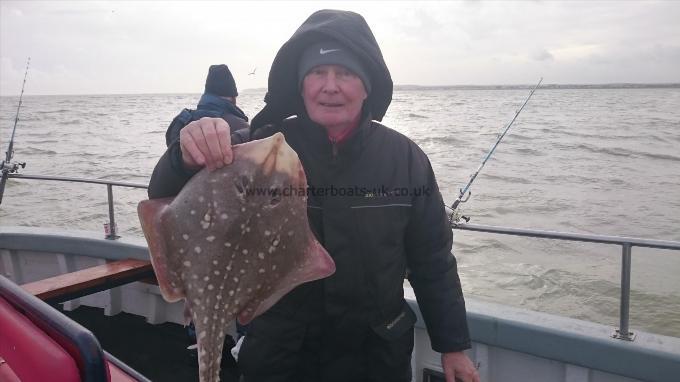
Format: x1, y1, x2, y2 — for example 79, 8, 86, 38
1, 0, 679, 96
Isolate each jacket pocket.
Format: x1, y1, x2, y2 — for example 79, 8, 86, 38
371, 300, 417, 341
350, 198, 410, 266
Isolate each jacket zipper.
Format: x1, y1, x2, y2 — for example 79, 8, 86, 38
331, 138, 339, 164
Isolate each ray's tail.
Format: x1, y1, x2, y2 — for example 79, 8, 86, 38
193, 315, 229, 382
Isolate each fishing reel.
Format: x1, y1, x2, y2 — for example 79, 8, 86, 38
445, 205, 470, 227
1, 159, 26, 174
0, 159, 26, 205
446, 189, 471, 227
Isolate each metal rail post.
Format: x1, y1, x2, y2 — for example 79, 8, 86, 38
613, 243, 635, 340
106, 184, 119, 240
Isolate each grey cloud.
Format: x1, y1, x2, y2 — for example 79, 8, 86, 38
532, 48, 554, 62
390, 8, 445, 42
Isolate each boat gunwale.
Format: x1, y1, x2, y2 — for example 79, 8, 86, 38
2, 226, 680, 381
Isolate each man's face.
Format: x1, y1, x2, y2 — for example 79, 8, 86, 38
301, 64, 368, 133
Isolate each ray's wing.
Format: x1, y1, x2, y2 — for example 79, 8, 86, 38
237, 239, 334, 325
138, 198, 185, 302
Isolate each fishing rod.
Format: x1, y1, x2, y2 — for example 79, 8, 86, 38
0, 57, 30, 205
447, 77, 542, 225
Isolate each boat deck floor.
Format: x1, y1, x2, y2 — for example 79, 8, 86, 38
58, 305, 240, 382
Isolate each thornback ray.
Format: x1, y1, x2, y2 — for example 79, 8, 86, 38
138, 133, 335, 382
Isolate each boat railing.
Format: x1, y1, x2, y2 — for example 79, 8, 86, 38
6, 173, 147, 240
454, 222, 680, 342
5, 173, 680, 342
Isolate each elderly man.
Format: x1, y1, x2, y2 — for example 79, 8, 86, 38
148, 9, 479, 382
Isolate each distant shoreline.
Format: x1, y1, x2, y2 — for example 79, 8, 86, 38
392, 83, 680, 91
1, 83, 679, 97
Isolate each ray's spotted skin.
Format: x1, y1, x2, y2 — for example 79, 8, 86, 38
138, 133, 335, 382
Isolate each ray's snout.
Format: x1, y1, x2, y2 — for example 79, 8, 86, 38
237, 132, 306, 188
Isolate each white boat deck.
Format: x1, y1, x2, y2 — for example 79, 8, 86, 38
2, 226, 679, 382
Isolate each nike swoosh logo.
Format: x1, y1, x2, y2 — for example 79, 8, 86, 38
319, 48, 341, 55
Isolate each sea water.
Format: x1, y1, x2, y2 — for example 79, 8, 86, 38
1, 86, 679, 337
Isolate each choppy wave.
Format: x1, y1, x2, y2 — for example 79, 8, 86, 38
506, 133, 533, 141
121, 149, 152, 156
57, 119, 83, 125
38, 109, 72, 114
19, 147, 58, 155
481, 173, 532, 184
573, 143, 680, 162
513, 147, 544, 156
24, 139, 60, 145
643, 152, 680, 162
407, 113, 428, 119
415, 135, 464, 146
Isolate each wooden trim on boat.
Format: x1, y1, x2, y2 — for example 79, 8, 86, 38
21, 259, 156, 304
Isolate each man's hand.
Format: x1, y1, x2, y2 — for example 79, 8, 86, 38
180, 117, 233, 171
442, 351, 480, 382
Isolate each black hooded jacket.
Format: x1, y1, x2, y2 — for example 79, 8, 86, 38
251, 9, 470, 353
147, 9, 470, 354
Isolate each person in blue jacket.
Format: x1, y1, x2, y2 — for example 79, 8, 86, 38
151, 64, 249, 197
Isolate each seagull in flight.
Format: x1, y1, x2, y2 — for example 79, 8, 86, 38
248, 67, 257, 75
